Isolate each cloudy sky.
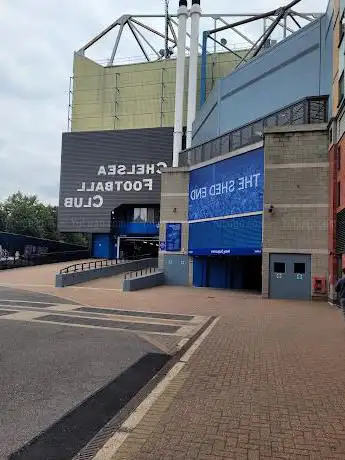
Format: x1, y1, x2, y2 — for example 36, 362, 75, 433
1, 0, 328, 204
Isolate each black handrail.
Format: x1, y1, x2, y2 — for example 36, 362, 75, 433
60, 258, 125, 274
124, 265, 159, 280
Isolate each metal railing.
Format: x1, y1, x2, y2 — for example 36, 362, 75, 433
124, 266, 160, 280
60, 258, 125, 274
179, 95, 329, 167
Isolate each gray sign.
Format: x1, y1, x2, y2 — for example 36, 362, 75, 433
58, 128, 173, 233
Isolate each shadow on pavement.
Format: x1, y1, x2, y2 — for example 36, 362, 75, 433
8, 352, 170, 460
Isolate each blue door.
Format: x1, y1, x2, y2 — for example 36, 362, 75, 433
193, 257, 207, 287
92, 234, 112, 259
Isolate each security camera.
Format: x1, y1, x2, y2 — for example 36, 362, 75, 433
268, 205, 274, 214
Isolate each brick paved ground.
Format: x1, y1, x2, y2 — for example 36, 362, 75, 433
110, 299, 345, 460
3, 264, 345, 459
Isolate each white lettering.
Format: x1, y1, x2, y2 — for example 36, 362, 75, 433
105, 182, 113, 191
127, 165, 136, 175
73, 198, 83, 208
143, 178, 153, 191
98, 166, 106, 176
146, 164, 155, 175
209, 185, 215, 196
229, 180, 235, 193
84, 198, 92, 208
93, 195, 103, 208
238, 177, 244, 190
253, 173, 261, 187
136, 164, 145, 175
156, 162, 167, 174
108, 165, 116, 175
215, 183, 221, 195
133, 181, 142, 191
221, 182, 228, 194
201, 187, 207, 198
86, 182, 95, 192
117, 165, 126, 175
114, 181, 122, 191
95, 182, 104, 192
244, 175, 253, 188
64, 198, 73, 208
123, 181, 132, 192
77, 182, 86, 192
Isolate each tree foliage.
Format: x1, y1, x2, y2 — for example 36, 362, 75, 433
0, 192, 88, 247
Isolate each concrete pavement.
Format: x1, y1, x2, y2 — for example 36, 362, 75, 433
0, 284, 207, 460
3, 263, 345, 459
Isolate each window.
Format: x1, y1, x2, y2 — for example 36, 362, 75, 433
337, 181, 341, 208
133, 208, 147, 223
274, 262, 286, 274
337, 145, 341, 170
338, 71, 344, 106
294, 263, 306, 274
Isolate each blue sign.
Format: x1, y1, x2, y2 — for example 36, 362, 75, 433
189, 248, 262, 256
166, 223, 182, 252
188, 214, 262, 256
189, 148, 264, 221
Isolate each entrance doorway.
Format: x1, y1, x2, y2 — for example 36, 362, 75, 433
193, 256, 262, 292
269, 253, 311, 300
118, 237, 158, 260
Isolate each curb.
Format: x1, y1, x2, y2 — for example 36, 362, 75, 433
73, 315, 217, 460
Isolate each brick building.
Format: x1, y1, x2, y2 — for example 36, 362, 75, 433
158, 2, 334, 301
159, 123, 329, 300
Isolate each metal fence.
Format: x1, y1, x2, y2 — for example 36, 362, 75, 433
179, 96, 329, 167
60, 258, 126, 274
124, 266, 159, 280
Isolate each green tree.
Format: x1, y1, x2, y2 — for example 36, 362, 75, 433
0, 193, 88, 247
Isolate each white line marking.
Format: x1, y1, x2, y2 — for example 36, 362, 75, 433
92, 316, 219, 460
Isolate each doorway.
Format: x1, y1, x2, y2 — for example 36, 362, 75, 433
193, 256, 262, 292
269, 253, 311, 300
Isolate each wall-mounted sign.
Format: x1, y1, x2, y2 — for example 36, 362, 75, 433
58, 128, 173, 232
166, 223, 182, 252
188, 148, 264, 221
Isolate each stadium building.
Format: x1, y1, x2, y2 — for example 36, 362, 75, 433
58, 0, 336, 300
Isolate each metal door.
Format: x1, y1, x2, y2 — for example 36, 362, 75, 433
269, 254, 311, 300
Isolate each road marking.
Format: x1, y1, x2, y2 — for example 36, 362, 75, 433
92, 316, 220, 460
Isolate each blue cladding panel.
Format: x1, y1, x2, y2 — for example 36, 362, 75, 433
189, 148, 264, 221
192, 17, 330, 145
92, 234, 112, 258
189, 215, 262, 256
119, 222, 159, 236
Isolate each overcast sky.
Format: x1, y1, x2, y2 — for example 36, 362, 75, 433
0, 0, 329, 204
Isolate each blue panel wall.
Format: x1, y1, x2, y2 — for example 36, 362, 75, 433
92, 234, 114, 259
188, 214, 262, 256
118, 222, 159, 236
189, 148, 264, 221
193, 15, 332, 146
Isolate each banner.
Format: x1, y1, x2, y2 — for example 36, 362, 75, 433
189, 148, 264, 221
